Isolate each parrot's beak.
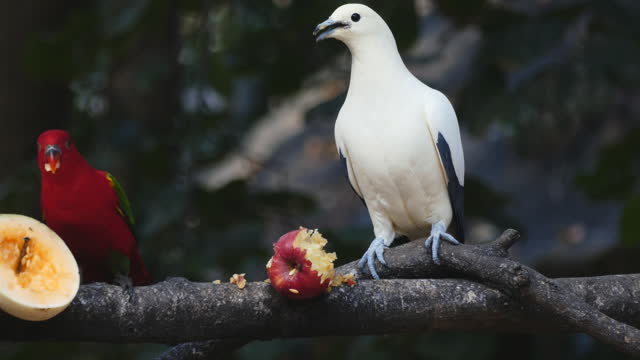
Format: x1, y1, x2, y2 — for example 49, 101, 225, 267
44, 145, 62, 174
313, 19, 348, 42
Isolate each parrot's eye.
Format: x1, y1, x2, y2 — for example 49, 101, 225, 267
64, 141, 71, 150
351, 13, 361, 22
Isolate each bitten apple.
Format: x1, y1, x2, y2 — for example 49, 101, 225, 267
266, 227, 336, 300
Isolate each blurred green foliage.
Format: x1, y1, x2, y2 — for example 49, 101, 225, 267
1, 0, 639, 359
577, 129, 640, 247
577, 130, 640, 202
459, 1, 640, 153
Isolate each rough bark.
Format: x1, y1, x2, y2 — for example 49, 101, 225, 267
3, 230, 640, 351
155, 339, 248, 360
438, 230, 640, 355
2, 275, 640, 344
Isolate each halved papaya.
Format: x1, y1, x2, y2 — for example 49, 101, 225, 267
0, 214, 80, 321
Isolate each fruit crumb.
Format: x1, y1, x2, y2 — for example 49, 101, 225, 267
212, 280, 221, 284
264, 279, 271, 283
331, 273, 357, 288
229, 273, 246, 289
344, 276, 357, 287
289, 288, 299, 294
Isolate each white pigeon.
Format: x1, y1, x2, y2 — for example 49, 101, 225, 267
313, 4, 465, 279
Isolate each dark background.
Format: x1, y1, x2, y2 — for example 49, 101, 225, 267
1, 0, 639, 359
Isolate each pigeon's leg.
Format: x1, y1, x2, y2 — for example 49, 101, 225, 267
358, 215, 395, 279
424, 220, 460, 265
357, 237, 389, 279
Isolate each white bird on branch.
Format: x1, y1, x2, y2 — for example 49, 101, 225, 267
314, 3, 465, 279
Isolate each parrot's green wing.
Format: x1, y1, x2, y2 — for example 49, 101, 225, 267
105, 172, 136, 227
105, 172, 137, 283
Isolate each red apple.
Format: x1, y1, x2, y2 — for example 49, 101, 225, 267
266, 227, 337, 300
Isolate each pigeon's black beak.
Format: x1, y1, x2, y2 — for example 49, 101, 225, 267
313, 19, 348, 42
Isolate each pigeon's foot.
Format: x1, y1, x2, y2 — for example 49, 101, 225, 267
357, 237, 388, 279
424, 221, 460, 265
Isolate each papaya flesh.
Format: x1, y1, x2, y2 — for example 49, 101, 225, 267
0, 214, 79, 321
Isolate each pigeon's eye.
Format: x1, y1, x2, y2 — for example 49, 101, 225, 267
351, 13, 361, 22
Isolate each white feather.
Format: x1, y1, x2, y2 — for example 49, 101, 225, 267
424, 89, 465, 186
330, 4, 464, 244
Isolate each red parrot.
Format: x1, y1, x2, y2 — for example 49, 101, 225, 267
37, 129, 151, 286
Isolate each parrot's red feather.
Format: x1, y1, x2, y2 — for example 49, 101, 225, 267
38, 130, 151, 286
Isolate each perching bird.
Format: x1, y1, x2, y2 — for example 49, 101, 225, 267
314, 4, 465, 279
38, 130, 151, 286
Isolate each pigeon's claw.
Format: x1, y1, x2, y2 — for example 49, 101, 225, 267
425, 221, 460, 265
358, 237, 388, 279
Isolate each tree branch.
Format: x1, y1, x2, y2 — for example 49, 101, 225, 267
437, 231, 640, 355
1, 273, 639, 340
155, 339, 248, 360
341, 229, 640, 354
156, 230, 520, 359
2, 275, 640, 343
2, 230, 640, 357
